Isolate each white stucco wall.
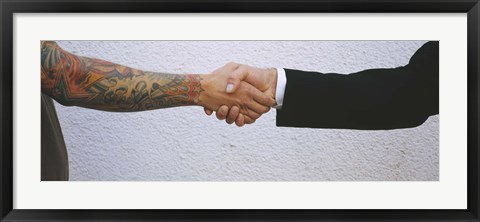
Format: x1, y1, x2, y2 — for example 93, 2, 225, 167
53, 41, 438, 181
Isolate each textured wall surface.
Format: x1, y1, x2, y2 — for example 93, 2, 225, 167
53, 41, 438, 181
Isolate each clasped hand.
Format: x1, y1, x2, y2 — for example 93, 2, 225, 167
198, 62, 278, 127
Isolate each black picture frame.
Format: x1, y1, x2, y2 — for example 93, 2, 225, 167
1, 0, 479, 221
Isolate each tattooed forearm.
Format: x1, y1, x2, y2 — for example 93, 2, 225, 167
41, 41, 203, 112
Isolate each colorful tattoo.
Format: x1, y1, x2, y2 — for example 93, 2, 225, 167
41, 41, 203, 111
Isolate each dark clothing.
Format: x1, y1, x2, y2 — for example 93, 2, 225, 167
276, 41, 439, 130
41, 93, 69, 181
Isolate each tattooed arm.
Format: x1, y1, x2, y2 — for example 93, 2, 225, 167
41, 41, 274, 121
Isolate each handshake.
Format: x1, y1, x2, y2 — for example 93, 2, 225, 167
198, 62, 278, 127
41, 41, 438, 130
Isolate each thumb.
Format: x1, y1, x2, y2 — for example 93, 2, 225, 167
226, 69, 248, 93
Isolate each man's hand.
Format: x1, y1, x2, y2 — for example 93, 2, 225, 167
204, 62, 278, 127
225, 63, 278, 99
199, 63, 276, 123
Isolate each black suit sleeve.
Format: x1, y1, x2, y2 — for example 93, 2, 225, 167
276, 41, 439, 130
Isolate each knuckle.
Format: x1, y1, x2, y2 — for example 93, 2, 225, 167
238, 65, 246, 72
227, 62, 239, 69
227, 76, 238, 83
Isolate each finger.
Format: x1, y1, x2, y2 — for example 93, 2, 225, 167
226, 68, 248, 94
247, 101, 271, 116
241, 106, 261, 120
238, 83, 272, 115
215, 105, 229, 120
244, 115, 256, 124
252, 89, 276, 107
226, 106, 240, 125
235, 114, 245, 127
241, 82, 275, 108
204, 108, 213, 116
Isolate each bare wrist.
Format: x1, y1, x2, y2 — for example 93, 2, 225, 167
198, 73, 213, 107
269, 68, 278, 100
